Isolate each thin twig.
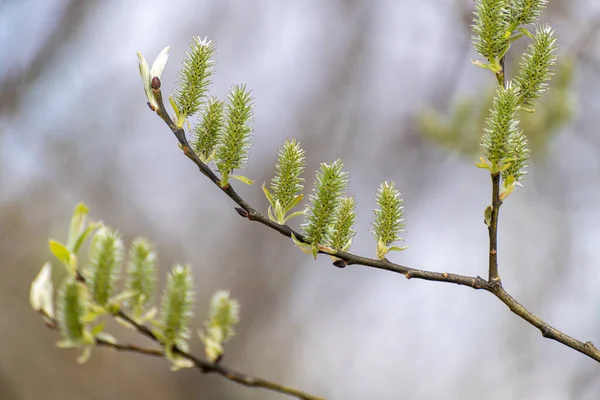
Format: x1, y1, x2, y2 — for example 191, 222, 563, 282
150, 79, 600, 365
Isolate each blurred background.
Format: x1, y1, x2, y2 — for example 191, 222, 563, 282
2, 0, 600, 399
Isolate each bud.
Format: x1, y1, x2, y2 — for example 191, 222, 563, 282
151, 76, 161, 91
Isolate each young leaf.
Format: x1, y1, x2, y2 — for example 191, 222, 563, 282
301, 160, 348, 257
30, 262, 55, 318
49, 240, 71, 267
160, 265, 195, 349
215, 84, 254, 186
86, 227, 124, 307
67, 202, 89, 253
172, 36, 215, 126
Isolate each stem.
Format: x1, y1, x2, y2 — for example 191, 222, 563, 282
488, 172, 502, 284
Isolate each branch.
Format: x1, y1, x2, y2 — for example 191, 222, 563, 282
41, 304, 323, 400
149, 79, 600, 365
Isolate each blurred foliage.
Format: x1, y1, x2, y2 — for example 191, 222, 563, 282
419, 57, 574, 159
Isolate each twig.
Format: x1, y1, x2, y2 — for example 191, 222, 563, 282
487, 172, 502, 284
150, 79, 600, 365
41, 306, 324, 400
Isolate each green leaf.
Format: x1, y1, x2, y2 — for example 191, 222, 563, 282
274, 200, 285, 224
56, 339, 76, 349
229, 174, 254, 185
72, 223, 101, 256
169, 354, 195, 371
267, 205, 277, 223
81, 308, 106, 323
90, 321, 106, 336
169, 95, 181, 124
388, 245, 409, 253
96, 332, 117, 345
476, 157, 492, 170
291, 233, 312, 255
77, 346, 93, 364
49, 240, 71, 267
500, 174, 517, 200
30, 262, 54, 318
262, 183, 275, 207
282, 209, 306, 224
67, 202, 89, 253
284, 193, 304, 214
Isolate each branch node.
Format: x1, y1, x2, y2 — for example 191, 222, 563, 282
584, 341, 598, 351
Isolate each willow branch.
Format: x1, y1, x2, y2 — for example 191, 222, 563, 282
149, 80, 600, 365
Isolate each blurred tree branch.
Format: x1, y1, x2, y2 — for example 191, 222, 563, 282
37, 274, 324, 400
